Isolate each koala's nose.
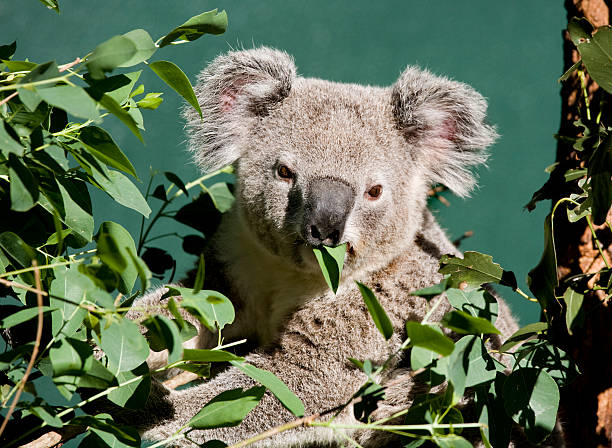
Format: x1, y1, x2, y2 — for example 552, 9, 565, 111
303, 178, 355, 247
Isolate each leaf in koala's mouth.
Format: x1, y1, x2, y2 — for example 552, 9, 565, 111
313, 243, 347, 294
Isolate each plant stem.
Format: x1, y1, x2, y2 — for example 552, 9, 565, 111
586, 215, 610, 269
0, 263, 44, 438
0, 259, 84, 279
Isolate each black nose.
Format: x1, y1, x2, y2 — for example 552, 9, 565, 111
303, 177, 355, 247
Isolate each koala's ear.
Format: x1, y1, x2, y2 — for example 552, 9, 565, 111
391, 67, 498, 197
184, 47, 296, 172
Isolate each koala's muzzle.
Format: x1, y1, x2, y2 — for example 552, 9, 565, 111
303, 178, 355, 247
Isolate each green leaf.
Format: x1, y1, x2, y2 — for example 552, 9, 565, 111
119, 29, 156, 67
30, 406, 62, 428
434, 336, 502, 403
143, 315, 183, 364
572, 21, 612, 94
149, 60, 202, 117
475, 373, 513, 448
500, 322, 548, 352
79, 126, 137, 177
409, 276, 449, 300
87, 35, 137, 80
37, 85, 99, 120
0, 41, 16, 60
439, 251, 517, 289
188, 386, 265, 429
40, 177, 94, 243
193, 253, 205, 294
432, 435, 473, 448
49, 337, 93, 376
38, 0, 60, 12
558, 59, 582, 82
313, 244, 346, 294
158, 9, 228, 48
97, 93, 143, 142
100, 318, 149, 374
231, 362, 305, 417
164, 171, 188, 197
49, 267, 93, 338
108, 362, 151, 409
125, 246, 151, 293
445, 288, 498, 323
0, 231, 39, 269
356, 281, 393, 340
136, 92, 163, 110
182, 349, 244, 363
171, 287, 235, 332
514, 340, 580, 388
206, 181, 235, 212
0, 121, 25, 156
503, 368, 560, 443
0, 306, 55, 329
527, 214, 557, 312
588, 133, 612, 225
91, 168, 151, 217
564, 286, 584, 336
567, 17, 594, 46
441, 310, 500, 335
96, 221, 139, 294
71, 414, 140, 446
8, 153, 39, 212
405, 321, 455, 356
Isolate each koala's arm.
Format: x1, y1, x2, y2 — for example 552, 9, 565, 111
139, 286, 415, 447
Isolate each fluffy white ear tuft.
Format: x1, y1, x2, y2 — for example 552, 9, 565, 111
391, 66, 498, 197
184, 47, 296, 173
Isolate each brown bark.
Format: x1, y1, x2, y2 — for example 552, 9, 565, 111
554, 2, 612, 447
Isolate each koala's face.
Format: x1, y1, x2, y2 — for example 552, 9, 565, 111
186, 48, 496, 276
235, 79, 428, 274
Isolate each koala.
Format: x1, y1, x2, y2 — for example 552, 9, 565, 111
130, 47, 522, 447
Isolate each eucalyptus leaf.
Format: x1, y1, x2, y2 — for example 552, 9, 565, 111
171, 287, 234, 332
143, 315, 183, 363
445, 288, 498, 323
563, 286, 584, 336
527, 214, 557, 312
188, 386, 265, 429
588, 133, 612, 225
91, 168, 151, 217
8, 153, 39, 212
79, 126, 137, 177
87, 35, 137, 79
37, 85, 99, 120
409, 276, 449, 300
500, 322, 548, 352
96, 221, 139, 294
405, 321, 455, 356
441, 310, 500, 335
100, 318, 149, 375
313, 244, 346, 294
439, 251, 517, 289
49, 267, 94, 338
230, 361, 305, 417
149, 60, 202, 117
0, 306, 55, 329
572, 22, 612, 94
158, 9, 228, 48
182, 349, 244, 363
119, 29, 156, 67
503, 368, 559, 443
356, 281, 393, 340
108, 362, 151, 409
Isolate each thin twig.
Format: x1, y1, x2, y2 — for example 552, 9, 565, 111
0, 278, 48, 296
58, 57, 81, 72
0, 262, 44, 437
226, 414, 320, 448
0, 91, 18, 107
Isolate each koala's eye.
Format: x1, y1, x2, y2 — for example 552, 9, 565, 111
366, 185, 383, 200
276, 164, 294, 181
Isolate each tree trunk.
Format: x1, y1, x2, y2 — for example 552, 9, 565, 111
554, 2, 612, 447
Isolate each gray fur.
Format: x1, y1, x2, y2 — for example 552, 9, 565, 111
133, 47, 524, 447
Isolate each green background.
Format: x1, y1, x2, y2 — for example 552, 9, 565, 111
1, 1, 566, 323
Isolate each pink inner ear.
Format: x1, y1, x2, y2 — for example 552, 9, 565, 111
439, 117, 457, 142
220, 78, 248, 113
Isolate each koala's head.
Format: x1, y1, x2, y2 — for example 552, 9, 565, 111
185, 47, 497, 275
